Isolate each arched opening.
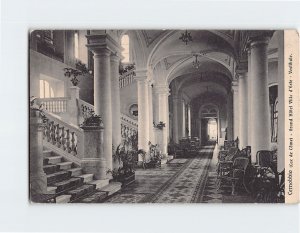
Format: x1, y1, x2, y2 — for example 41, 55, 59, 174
121, 34, 130, 63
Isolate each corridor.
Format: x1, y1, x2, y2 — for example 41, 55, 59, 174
105, 145, 214, 203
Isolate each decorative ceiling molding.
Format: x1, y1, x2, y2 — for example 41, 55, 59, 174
141, 30, 165, 47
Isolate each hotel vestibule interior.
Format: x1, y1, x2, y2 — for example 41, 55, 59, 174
29, 30, 284, 203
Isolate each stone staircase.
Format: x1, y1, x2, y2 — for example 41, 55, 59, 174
37, 149, 122, 203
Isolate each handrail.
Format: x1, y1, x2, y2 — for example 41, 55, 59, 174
42, 111, 84, 159
119, 70, 135, 88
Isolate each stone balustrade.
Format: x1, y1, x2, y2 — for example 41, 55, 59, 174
42, 111, 84, 159
119, 70, 135, 88
79, 99, 138, 141
37, 97, 69, 113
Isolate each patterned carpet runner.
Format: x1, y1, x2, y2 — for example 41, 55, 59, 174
105, 145, 215, 203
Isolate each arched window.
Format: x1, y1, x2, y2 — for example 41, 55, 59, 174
74, 31, 79, 59
40, 80, 54, 98
269, 85, 278, 142
121, 35, 129, 63
271, 98, 278, 142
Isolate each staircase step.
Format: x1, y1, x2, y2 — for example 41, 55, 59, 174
54, 177, 83, 193
57, 161, 72, 170
101, 182, 122, 196
47, 186, 57, 194
88, 179, 109, 190
45, 156, 63, 165
43, 150, 52, 157
43, 164, 60, 175
56, 195, 71, 203
68, 168, 82, 176
78, 174, 94, 183
47, 170, 71, 184
67, 184, 96, 201
80, 191, 108, 203
161, 158, 168, 165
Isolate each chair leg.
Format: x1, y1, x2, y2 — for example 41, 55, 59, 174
231, 180, 236, 195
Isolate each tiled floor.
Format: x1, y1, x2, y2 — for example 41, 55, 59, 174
105, 145, 214, 203
104, 144, 253, 203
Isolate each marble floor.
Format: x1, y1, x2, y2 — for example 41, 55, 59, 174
104, 144, 253, 203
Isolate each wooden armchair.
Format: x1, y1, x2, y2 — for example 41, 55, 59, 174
216, 147, 240, 178
217, 157, 249, 195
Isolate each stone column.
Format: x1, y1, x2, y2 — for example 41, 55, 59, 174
232, 81, 239, 139
247, 50, 252, 146
226, 91, 234, 141
81, 123, 108, 184
30, 109, 47, 195
68, 86, 80, 126
187, 104, 191, 138
154, 85, 169, 156
110, 53, 122, 152
238, 71, 248, 149
135, 70, 150, 160
148, 81, 155, 144
250, 36, 271, 161
93, 48, 113, 171
277, 31, 284, 171
172, 95, 179, 143
181, 100, 186, 138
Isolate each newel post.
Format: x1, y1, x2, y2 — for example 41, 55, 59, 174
68, 86, 80, 126
30, 109, 47, 195
80, 118, 107, 180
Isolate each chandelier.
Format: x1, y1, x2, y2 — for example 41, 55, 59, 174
179, 30, 192, 45
192, 55, 201, 69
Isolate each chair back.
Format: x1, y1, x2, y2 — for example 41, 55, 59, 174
256, 150, 273, 168
225, 147, 239, 161
233, 157, 249, 172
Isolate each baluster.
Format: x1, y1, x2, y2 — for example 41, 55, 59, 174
56, 124, 60, 147
71, 132, 76, 155
61, 127, 66, 150
46, 120, 51, 142
66, 129, 70, 152
42, 118, 47, 139
60, 100, 62, 113
54, 101, 57, 113
64, 100, 67, 112
50, 121, 55, 144
49, 101, 52, 112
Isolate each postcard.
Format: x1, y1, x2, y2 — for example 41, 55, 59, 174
29, 30, 299, 203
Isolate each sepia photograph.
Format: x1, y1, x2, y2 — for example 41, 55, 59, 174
29, 29, 296, 204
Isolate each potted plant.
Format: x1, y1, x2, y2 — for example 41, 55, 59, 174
153, 121, 166, 130
107, 144, 136, 187
80, 109, 102, 128
145, 142, 162, 168
64, 60, 90, 86
119, 62, 136, 75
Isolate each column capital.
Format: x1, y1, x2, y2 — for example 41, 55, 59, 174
110, 52, 121, 63
154, 84, 170, 95
86, 34, 122, 56
92, 48, 111, 58
134, 69, 148, 82
232, 80, 239, 92
248, 31, 273, 49
236, 70, 248, 79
